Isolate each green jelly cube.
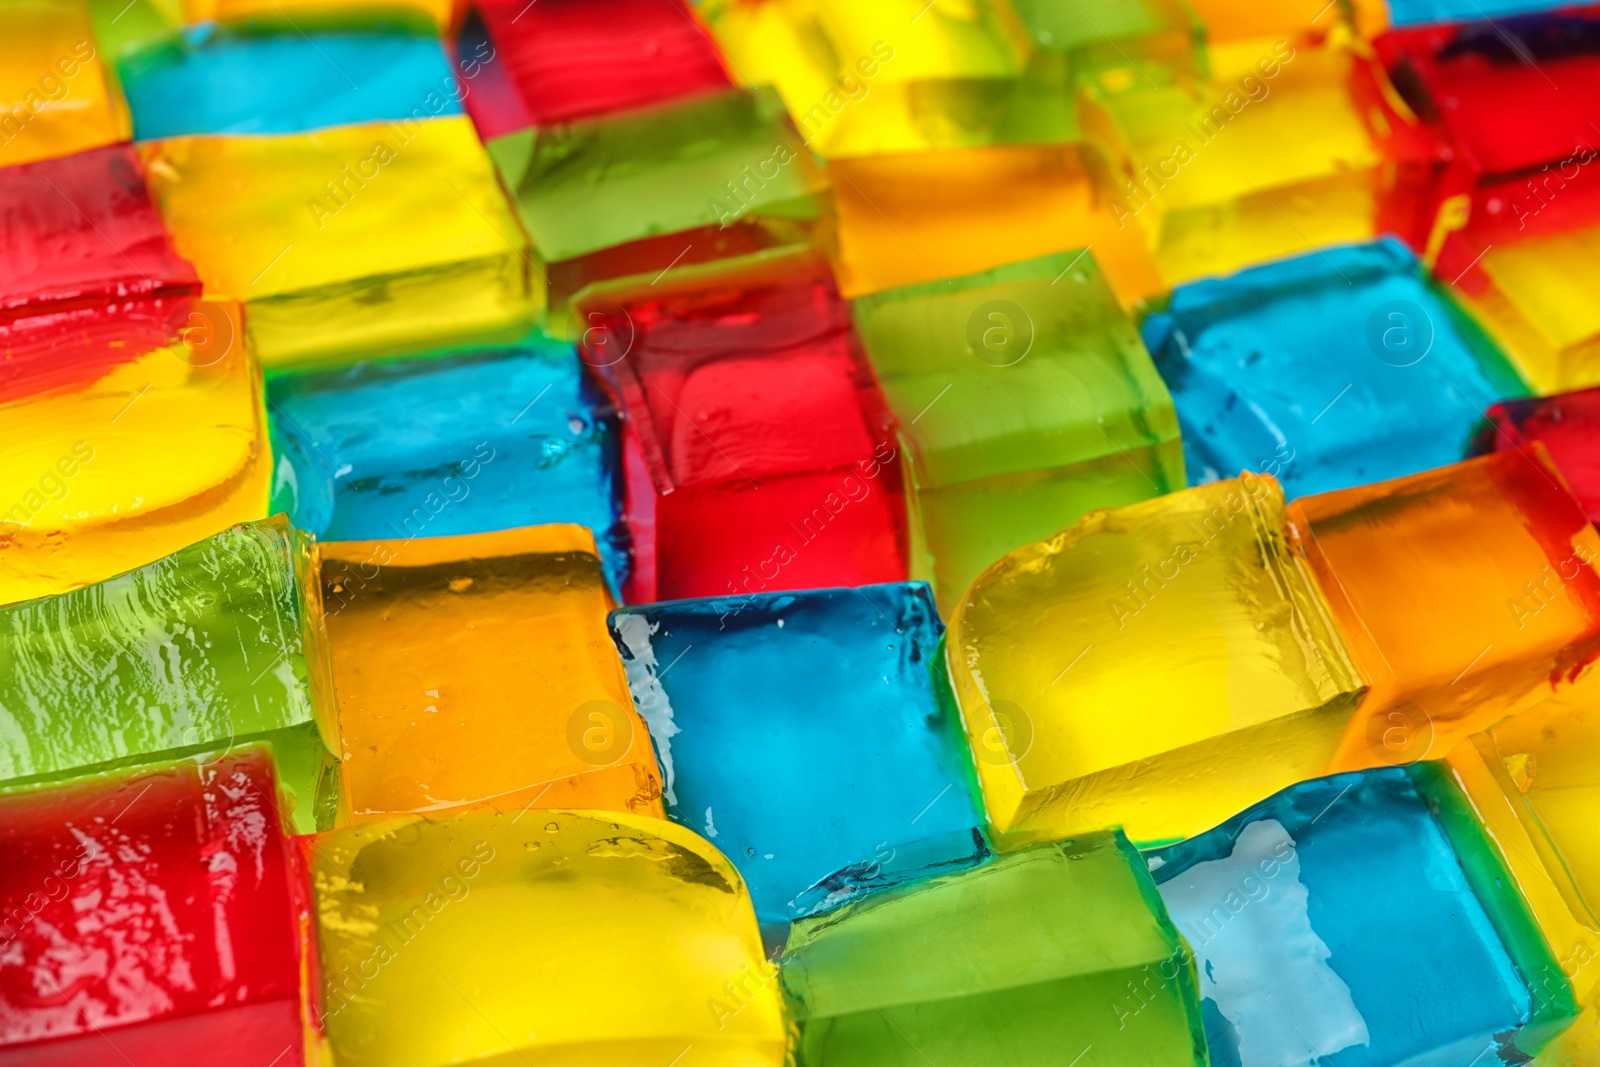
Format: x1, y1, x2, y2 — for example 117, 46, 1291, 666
850, 249, 1183, 610
1010, 0, 1202, 97
781, 832, 1208, 1066
0, 515, 339, 832
487, 86, 830, 333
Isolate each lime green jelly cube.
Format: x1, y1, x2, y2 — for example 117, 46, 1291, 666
0, 516, 339, 832
850, 249, 1183, 609
780, 832, 1208, 1066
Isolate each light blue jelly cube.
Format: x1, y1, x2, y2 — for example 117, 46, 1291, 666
121, 30, 462, 140
266, 337, 628, 592
608, 581, 988, 930
1146, 768, 1573, 1067
1142, 238, 1524, 496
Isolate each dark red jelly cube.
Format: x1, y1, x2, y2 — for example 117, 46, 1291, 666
0, 144, 199, 317
0, 750, 308, 1066
476, 0, 731, 127
580, 252, 908, 602
1375, 9, 1600, 269
1483, 386, 1600, 527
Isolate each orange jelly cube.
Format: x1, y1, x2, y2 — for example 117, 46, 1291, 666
1287, 446, 1600, 771
320, 524, 663, 823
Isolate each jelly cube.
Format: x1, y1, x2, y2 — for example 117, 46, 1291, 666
780, 833, 1208, 1067
0, 298, 271, 605
1148, 767, 1577, 1066
321, 525, 662, 824
0, 516, 340, 833
308, 807, 785, 1067
1185, 0, 1381, 71
1388, 0, 1572, 23
1143, 238, 1523, 496
1082, 41, 1384, 286
265, 335, 628, 592
852, 249, 1183, 611
701, 0, 1055, 158
476, 0, 730, 127
1448, 677, 1600, 1065
577, 251, 907, 603
0, 143, 199, 326
826, 143, 1162, 305
610, 581, 986, 928
0, 0, 130, 168
181, 0, 450, 30
948, 473, 1366, 848
140, 116, 533, 369
1375, 12, 1600, 242
451, 9, 532, 140
1483, 384, 1600, 527
1009, 0, 1201, 97
0, 750, 314, 1065
1452, 226, 1600, 392
488, 86, 827, 332
1287, 448, 1600, 772
119, 30, 463, 139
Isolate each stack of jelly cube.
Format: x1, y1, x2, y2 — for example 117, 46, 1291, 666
8, 1, 1600, 1065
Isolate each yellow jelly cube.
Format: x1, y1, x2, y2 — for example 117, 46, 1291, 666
1444, 685, 1600, 1065
0, 0, 131, 168
1186, 0, 1383, 76
310, 807, 786, 1067
1083, 41, 1382, 286
0, 299, 270, 605
948, 473, 1366, 848
321, 525, 664, 824
701, 0, 1044, 159
140, 117, 535, 370
1458, 228, 1600, 392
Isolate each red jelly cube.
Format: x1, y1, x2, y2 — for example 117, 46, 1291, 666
1482, 386, 1600, 527
0, 144, 203, 403
476, 0, 731, 127
0, 751, 310, 1066
1375, 9, 1600, 271
580, 252, 908, 602
0, 144, 199, 316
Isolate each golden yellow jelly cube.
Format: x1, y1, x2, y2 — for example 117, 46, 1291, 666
947, 473, 1365, 848
310, 807, 786, 1067
0, 299, 270, 606
0, 0, 130, 169
1185, 0, 1384, 75
1473, 676, 1600, 934
1083, 41, 1382, 286
1445, 696, 1600, 1065
702, 0, 1043, 159
1460, 228, 1600, 392
140, 117, 534, 370
320, 525, 664, 825
182, 0, 450, 29
829, 143, 1162, 307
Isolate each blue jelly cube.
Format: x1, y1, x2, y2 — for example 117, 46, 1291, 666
1142, 239, 1524, 496
1146, 768, 1575, 1067
609, 582, 988, 929
120, 30, 462, 140
267, 336, 628, 592
1387, 0, 1567, 24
